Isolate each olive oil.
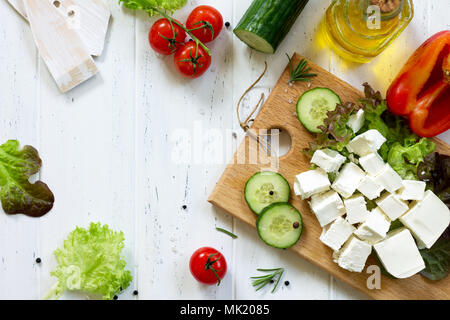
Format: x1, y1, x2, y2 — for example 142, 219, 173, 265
323, 0, 414, 63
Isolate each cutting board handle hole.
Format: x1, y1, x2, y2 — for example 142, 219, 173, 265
262, 127, 292, 158
53, 1, 60, 8
68, 10, 75, 17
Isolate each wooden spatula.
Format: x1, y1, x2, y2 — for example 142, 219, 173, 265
8, 0, 110, 57
23, 0, 98, 93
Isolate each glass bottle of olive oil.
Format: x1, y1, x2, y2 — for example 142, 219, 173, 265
322, 0, 414, 63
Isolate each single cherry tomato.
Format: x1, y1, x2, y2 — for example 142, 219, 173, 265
185, 5, 223, 43
189, 247, 227, 285
174, 41, 211, 78
149, 18, 186, 55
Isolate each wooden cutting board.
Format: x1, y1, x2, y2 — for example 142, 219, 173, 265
208, 53, 450, 300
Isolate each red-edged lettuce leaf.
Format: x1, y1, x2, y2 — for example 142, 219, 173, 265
0, 140, 54, 217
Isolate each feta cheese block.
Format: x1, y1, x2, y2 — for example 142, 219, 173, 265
344, 195, 369, 224
335, 236, 372, 272
357, 175, 384, 200
376, 192, 409, 221
294, 168, 330, 199
346, 129, 387, 156
354, 207, 391, 244
311, 149, 346, 173
374, 228, 425, 279
347, 109, 365, 133
331, 162, 366, 198
397, 180, 426, 201
359, 152, 385, 176
320, 217, 355, 251
374, 164, 403, 193
400, 190, 450, 249
309, 190, 346, 227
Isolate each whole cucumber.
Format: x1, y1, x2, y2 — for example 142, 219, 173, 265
234, 0, 310, 54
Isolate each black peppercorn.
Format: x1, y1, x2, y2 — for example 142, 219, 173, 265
182, 205, 187, 210
113, 295, 118, 300
269, 191, 274, 195
293, 221, 300, 229
225, 22, 230, 28
133, 290, 139, 296
35, 258, 41, 264
284, 281, 290, 286
270, 279, 275, 284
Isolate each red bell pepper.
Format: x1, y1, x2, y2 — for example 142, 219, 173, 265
386, 30, 450, 137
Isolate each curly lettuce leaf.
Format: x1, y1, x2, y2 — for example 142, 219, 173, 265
119, 0, 187, 16
387, 138, 435, 180
0, 140, 54, 217
305, 102, 359, 155
418, 152, 450, 208
44, 223, 132, 300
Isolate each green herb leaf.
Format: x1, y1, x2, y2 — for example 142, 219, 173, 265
250, 268, 284, 293
118, 0, 187, 16
420, 237, 450, 281
44, 223, 132, 300
287, 54, 317, 83
216, 227, 238, 239
0, 140, 54, 217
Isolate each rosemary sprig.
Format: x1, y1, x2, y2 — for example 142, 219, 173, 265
287, 54, 317, 83
250, 268, 284, 293
215, 227, 238, 239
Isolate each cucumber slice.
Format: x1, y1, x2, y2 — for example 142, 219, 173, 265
297, 87, 341, 133
244, 171, 290, 215
257, 203, 303, 249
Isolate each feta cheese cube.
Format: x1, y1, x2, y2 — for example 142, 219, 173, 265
309, 190, 346, 227
331, 162, 365, 198
374, 228, 425, 279
294, 168, 330, 199
311, 149, 346, 173
399, 190, 450, 249
359, 152, 385, 176
344, 195, 369, 224
357, 175, 384, 200
397, 180, 426, 201
374, 164, 403, 193
347, 109, 365, 133
346, 129, 386, 156
376, 192, 409, 221
354, 207, 391, 244
335, 236, 372, 273
320, 217, 355, 251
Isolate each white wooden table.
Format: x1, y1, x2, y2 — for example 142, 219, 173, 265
0, 0, 449, 300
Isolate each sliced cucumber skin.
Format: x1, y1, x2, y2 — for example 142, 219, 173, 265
244, 171, 290, 215
257, 203, 303, 249
297, 87, 341, 133
234, 0, 309, 54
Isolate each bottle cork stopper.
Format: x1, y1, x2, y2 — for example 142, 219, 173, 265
370, 0, 402, 13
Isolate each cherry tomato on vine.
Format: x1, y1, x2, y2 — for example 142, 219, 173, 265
174, 41, 211, 78
149, 18, 186, 55
186, 5, 223, 43
189, 247, 227, 285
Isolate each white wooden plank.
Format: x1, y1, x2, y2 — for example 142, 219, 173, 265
134, 0, 235, 299
35, 0, 136, 299
0, 0, 40, 300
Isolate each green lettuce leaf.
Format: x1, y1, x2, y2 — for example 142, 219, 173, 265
420, 237, 450, 281
119, 0, 187, 16
44, 223, 132, 300
387, 138, 435, 180
0, 140, 54, 217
